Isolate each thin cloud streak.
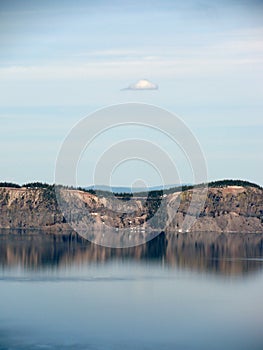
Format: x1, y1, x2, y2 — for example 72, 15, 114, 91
0, 56, 261, 81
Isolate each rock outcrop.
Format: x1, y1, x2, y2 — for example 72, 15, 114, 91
166, 185, 263, 233
0, 183, 262, 233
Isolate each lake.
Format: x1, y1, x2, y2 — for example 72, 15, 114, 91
0, 230, 263, 350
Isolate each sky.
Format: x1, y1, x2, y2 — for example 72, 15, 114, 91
0, 0, 263, 187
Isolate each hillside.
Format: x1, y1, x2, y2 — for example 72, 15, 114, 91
0, 180, 262, 234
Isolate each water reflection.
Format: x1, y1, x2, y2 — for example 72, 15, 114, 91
0, 229, 263, 276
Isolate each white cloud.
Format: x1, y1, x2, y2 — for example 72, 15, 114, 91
123, 79, 158, 90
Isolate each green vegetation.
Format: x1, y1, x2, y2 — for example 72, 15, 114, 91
207, 179, 262, 189
83, 188, 96, 195
21, 182, 57, 201
145, 190, 163, 219
23, 182, 52, 189
149, 180, 262, 197
114, 192, 133, 200
0, 182, 21, 188
0, 179, 261, 198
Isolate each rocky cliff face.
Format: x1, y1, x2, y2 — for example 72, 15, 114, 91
166, 186, 263, 233
0, 187, 65, 230
0, 185, 263, 233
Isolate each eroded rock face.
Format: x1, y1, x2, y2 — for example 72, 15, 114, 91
0, 185, 263, 233
166, 186, 263, 233
0, 187, 65, 230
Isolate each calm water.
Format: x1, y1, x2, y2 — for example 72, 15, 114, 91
0, 230, 263, 350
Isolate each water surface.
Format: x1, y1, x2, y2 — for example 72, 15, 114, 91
0, 230, 263, 350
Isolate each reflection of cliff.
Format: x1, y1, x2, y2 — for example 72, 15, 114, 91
164, 231, 263, 276
0, 230, 263, 276
0, 184, 263, 233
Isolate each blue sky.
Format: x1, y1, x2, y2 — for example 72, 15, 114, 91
0, 0, 263, 186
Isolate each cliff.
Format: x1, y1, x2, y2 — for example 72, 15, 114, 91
0, 186, 65, 230
0, 182, 262, 233
166, 185, 263, 233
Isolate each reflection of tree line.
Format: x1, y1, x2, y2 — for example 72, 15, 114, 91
0, 230, 263, 276
165, 232, 263, 276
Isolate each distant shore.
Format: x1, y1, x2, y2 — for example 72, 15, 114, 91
0, 180, 262, 234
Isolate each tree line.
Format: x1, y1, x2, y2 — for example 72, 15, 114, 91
0, 179, 261, 194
